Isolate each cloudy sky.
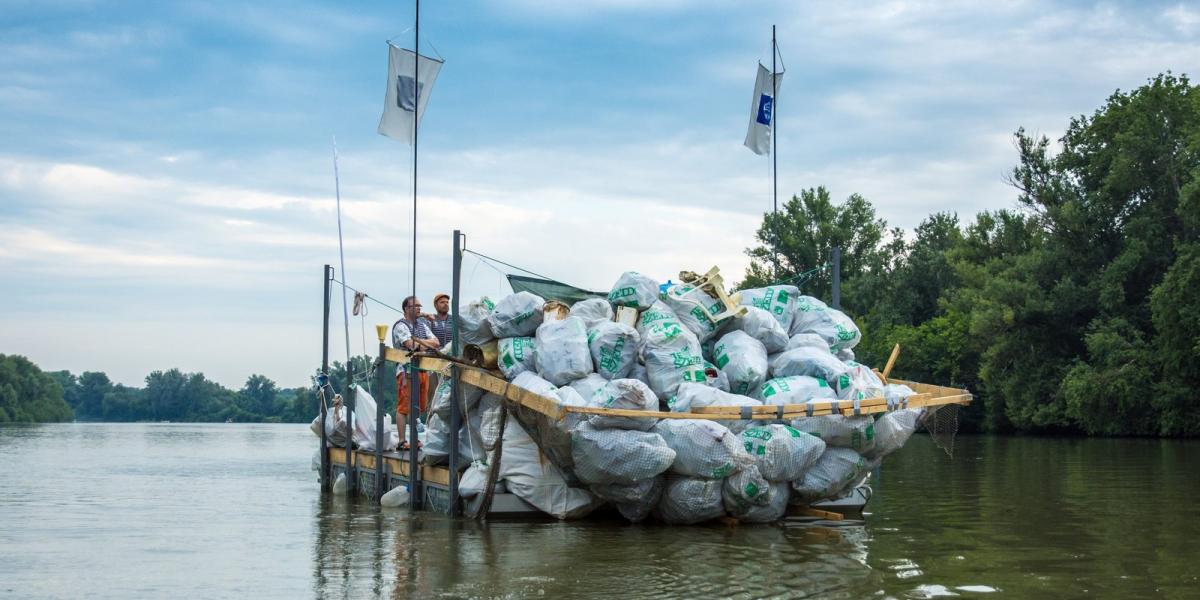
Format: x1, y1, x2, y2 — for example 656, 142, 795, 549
1, 0, 1196, 388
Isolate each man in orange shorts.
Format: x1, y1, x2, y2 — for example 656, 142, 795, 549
392, 295, 440, 449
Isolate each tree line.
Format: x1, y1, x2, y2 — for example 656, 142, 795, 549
0, 353, 378, 425
741, 73, 1199, 436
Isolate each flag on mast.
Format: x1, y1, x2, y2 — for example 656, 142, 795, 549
377, 43, 443, 144
744, 62, 783, 155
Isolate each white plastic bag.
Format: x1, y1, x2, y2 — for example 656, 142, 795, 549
640, 320, 706, 403
636, 300, 679, 335
591, 476, 665, 523
863, 407, 924, 460
497, 337, 537, 379
713, 330, 769, 396
791, 447, 873, 504
770, 346, 850, 384
350, 385, 399, 452
590, 378, 659, 431
652, 419, 754, 479
487, 291, 545, 338
587, 321, 640, 379
669, 383, 761, 433
608, 271, 660, 310
654, 477, 725, 524
569, 298, 614, 328
461, 297, 496, 346
722, 463, 771, 507
735, 306, 790, 353
738, 285, 799, 332
571, 422, 676, 485
430, 375, 484, 420
662, 283, 726, 342
534, 316, 592, 386
498, 420, 600, 519
789, 295, 861, 351
567, 372, 608, 405
787, 333, 831, 353
834, 361, 885, 401
459, 461, 506, 499
726, 480, 789, 523
791, 415, 877, 454
756, 375, 838, 405
739, 424, 826, 482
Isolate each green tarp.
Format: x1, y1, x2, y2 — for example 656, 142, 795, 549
506, 274, 606, 305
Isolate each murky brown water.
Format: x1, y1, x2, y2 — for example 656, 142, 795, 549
1, 424, 1196, 598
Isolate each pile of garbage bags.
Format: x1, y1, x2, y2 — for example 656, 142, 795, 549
336, 269, 930, 524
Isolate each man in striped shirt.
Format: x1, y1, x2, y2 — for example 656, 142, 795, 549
427, 293, 454, 348
393, 296, 439, 449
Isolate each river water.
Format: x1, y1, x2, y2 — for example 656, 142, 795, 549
0, 423, 1196, 599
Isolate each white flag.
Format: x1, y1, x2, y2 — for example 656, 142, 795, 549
744, 63, 783, 155
377, 44, 443, 144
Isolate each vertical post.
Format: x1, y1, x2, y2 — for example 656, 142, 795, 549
375, 334, 387, 501
831, 245, 841, 310
346, 360, 357, 494
320, 264, 332, 490
771, 24, 779, 277
407, 0, 423, 512
408, 358, 421, 509
447, 230, 463, 516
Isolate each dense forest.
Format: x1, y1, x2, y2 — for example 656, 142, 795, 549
742, 73, 1199, 436
0, 353, 378, 425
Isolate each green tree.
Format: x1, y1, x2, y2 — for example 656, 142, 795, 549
0, 355, 74, 423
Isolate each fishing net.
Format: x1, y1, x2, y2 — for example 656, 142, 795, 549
919, 404, 960, 458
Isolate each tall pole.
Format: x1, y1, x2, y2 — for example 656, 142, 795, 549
320, 264, 332, 490
407, 0, 423, 510
771, 25, 779, 277
832, 245, 842, 310
448, 230, 463, 516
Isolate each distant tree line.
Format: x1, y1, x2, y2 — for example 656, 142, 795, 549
0, 353, 379, 425
741, 73, 1199, 436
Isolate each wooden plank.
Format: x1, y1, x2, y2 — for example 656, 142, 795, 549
383, 347, 412, 366
881, 343, 901, 383
798, 507, 845, 521
615, 306, 638, 327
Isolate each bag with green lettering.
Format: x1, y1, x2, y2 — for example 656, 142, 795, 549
769, 346, 849, 384
833, 361, 885, 401
608, 271, 660, 310
590, 378, 660, 431
571, 421, 676, 485
739, 423, 826, 481
725, 479, 789, 523
791, 447, 874, 504
755, 375, 837, 405
662, 283, 728, 343
790, 415, 877, 455
713, 330, 769, 396
587, 321, 639, 379
635, 300, 679, 335
788, 295, 861, 351
639, 320, 707, 403
721, 463, 771, 509
735, 306, 790, 353
461, 297, 496, 346
534, 316, 592, 386
497, 336, 537, 379
738, 284, 799, 332
652, 418, 754, 479
487, 291, 545, 338
669, 383, 760, 433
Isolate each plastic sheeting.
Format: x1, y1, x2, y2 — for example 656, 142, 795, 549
653, 419, 754, 479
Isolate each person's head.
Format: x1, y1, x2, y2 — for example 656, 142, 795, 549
433, 293, 450, 315
402, 296, 422, 319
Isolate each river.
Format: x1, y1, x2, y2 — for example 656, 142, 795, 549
0, 423, 1196, 598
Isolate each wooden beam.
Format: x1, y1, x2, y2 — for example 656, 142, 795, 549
881, 343, 901, 383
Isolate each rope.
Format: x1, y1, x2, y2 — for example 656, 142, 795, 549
331, 278, 405, 315
476, 401, 509, 521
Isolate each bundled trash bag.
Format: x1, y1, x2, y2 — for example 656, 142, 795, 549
640, 321, 706, 403
568, 373, 608, 405
654, 476, 725, 525
652, 419, 754, 479
770, 346, 850, 384
670, 383, 761, 433
498, 419, 601, 519
534, 316, 592, 386
590, 378, 660, 431
488, 291, 545, 338
421, 413, 473, 465
791, 415, 876, 455
636, 301, 680, 335
722, 463, 771, 508
884, 383, 917, 405
726, 480, 789, 523
864, 408, 924, 460
756, 375, 838, 405
461, 297, 496, 346
430, 375, 484, 421
791, 447, 872, 504
570, 298, 614, 329
350, 385, 399, 451
571, 422, 676, 485
789, 295, 861, 351
609, 271, 661, 310
497, 337, 537, 379
834, 361, 885, 401
736, 306, 790, 353
587, 321, 639, 379
662, 283, 727, 342
459, 461, 506, 499
590, 476, 665, 523
786, 333, 830, 353
713, 330, 769, 396
478, 394, 506, 451
738, 285, 799, 332
740, 424, 827, 482
320, 403, 349, 448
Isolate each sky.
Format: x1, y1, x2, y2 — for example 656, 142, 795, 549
1, 0, 1197, 389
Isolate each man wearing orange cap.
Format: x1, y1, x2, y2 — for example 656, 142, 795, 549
427, 293, 454, 349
